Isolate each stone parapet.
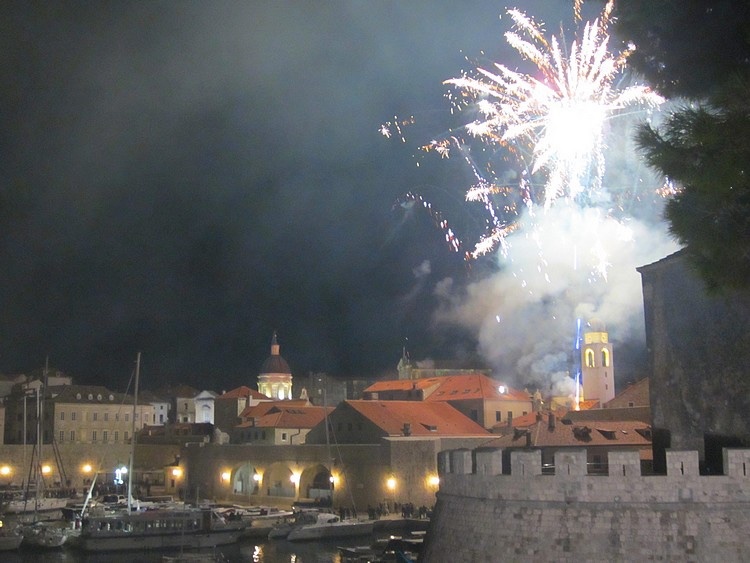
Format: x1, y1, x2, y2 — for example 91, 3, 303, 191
420, 448, 750, 562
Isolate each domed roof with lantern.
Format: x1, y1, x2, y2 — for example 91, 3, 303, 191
260, 331, 291, 376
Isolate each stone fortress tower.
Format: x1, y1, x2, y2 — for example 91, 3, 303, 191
257, 331, 293, 400
580, 318, 615, 405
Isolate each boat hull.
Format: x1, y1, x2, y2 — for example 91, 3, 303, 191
76, 509, 244, 552
5, 497, 70, 514
0, 533, 23, 551
287, 520, 374, 541
78, 528, 240, 552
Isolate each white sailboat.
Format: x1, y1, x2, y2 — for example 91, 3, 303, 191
5, 381, 69, 516
19, 371, 73, 548
74, 353, 246, 552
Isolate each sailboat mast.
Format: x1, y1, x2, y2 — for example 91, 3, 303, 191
127, 352, 140, 513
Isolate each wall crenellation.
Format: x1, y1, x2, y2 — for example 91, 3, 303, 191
421, 448, 750, 562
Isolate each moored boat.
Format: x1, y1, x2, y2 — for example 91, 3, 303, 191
0, 518, 23, 551
20, 519, 71, 548
75, 507, 245, 552
267, 509, 329, 539
286, 512, 374, 541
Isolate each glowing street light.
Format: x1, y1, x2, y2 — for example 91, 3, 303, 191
386, 476, 397, 492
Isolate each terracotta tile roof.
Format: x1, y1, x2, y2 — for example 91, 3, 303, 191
604, 377, 650, 408
485, 417, 653, 449
344, 400, 490, 436
363, 378, 443, 393
491, 411, 540, 431
47, 384, 145, 405
364, 374, 530, 403
425, 374, 530, 402
217, 386, 270, 400
250, 406, 331, 429
239, 399, 311, 419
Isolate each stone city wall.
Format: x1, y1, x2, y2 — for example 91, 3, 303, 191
420, 447, 750, 563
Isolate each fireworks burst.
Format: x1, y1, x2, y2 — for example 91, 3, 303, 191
446, 1, 661, 212
387, 1, 666, 287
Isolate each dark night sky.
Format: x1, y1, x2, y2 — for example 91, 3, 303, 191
1, 1, 647, 393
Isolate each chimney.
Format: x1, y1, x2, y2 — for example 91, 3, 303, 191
403, 422, 412, 436
548, 413, 556, 431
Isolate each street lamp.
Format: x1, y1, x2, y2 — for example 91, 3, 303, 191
386, 475, 397, 492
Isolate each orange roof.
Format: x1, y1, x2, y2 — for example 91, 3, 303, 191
425, 374, 530, 402
239, 399, 312, 420
491, 411, 540, 431
363, 374, 530, 403
485, 418, 653, 449
344, 400, 490, 436
364, 378, 443, 393
218, 385, 269, 400
249, 406, 330, 429
605, 377, 650, 408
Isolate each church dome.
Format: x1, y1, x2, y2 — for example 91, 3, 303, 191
261, 354, 291, 375
260, 331, 291, 375
258, 332, 293, 400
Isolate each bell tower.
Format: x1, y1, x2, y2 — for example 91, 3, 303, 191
580, 319, 615, 405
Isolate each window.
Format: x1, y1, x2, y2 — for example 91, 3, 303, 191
114, 431, 119, 442
281, 432, 288, 441
116, 413, 119, 421
125, 413, 129, 422
92, 431, 97, 443
585, 348, 595, 367
601, 348, 610, 367
59, 430, 64, 442
70, 430, 75, 442
60, 411, 65, 421
124, 431, 129, 442
104, 413, 109, 421
71, 412, 76, 421
469, 409, 478, 421
93, 412, 98, 421
103, 431, 108, 443
496, 411, 502, 422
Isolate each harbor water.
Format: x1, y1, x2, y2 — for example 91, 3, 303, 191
2, 536, 369, 562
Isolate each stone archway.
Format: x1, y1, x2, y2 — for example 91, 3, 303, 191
232, 462, 259, 495
299, 464, 331, 503
264, 462, 295, 498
